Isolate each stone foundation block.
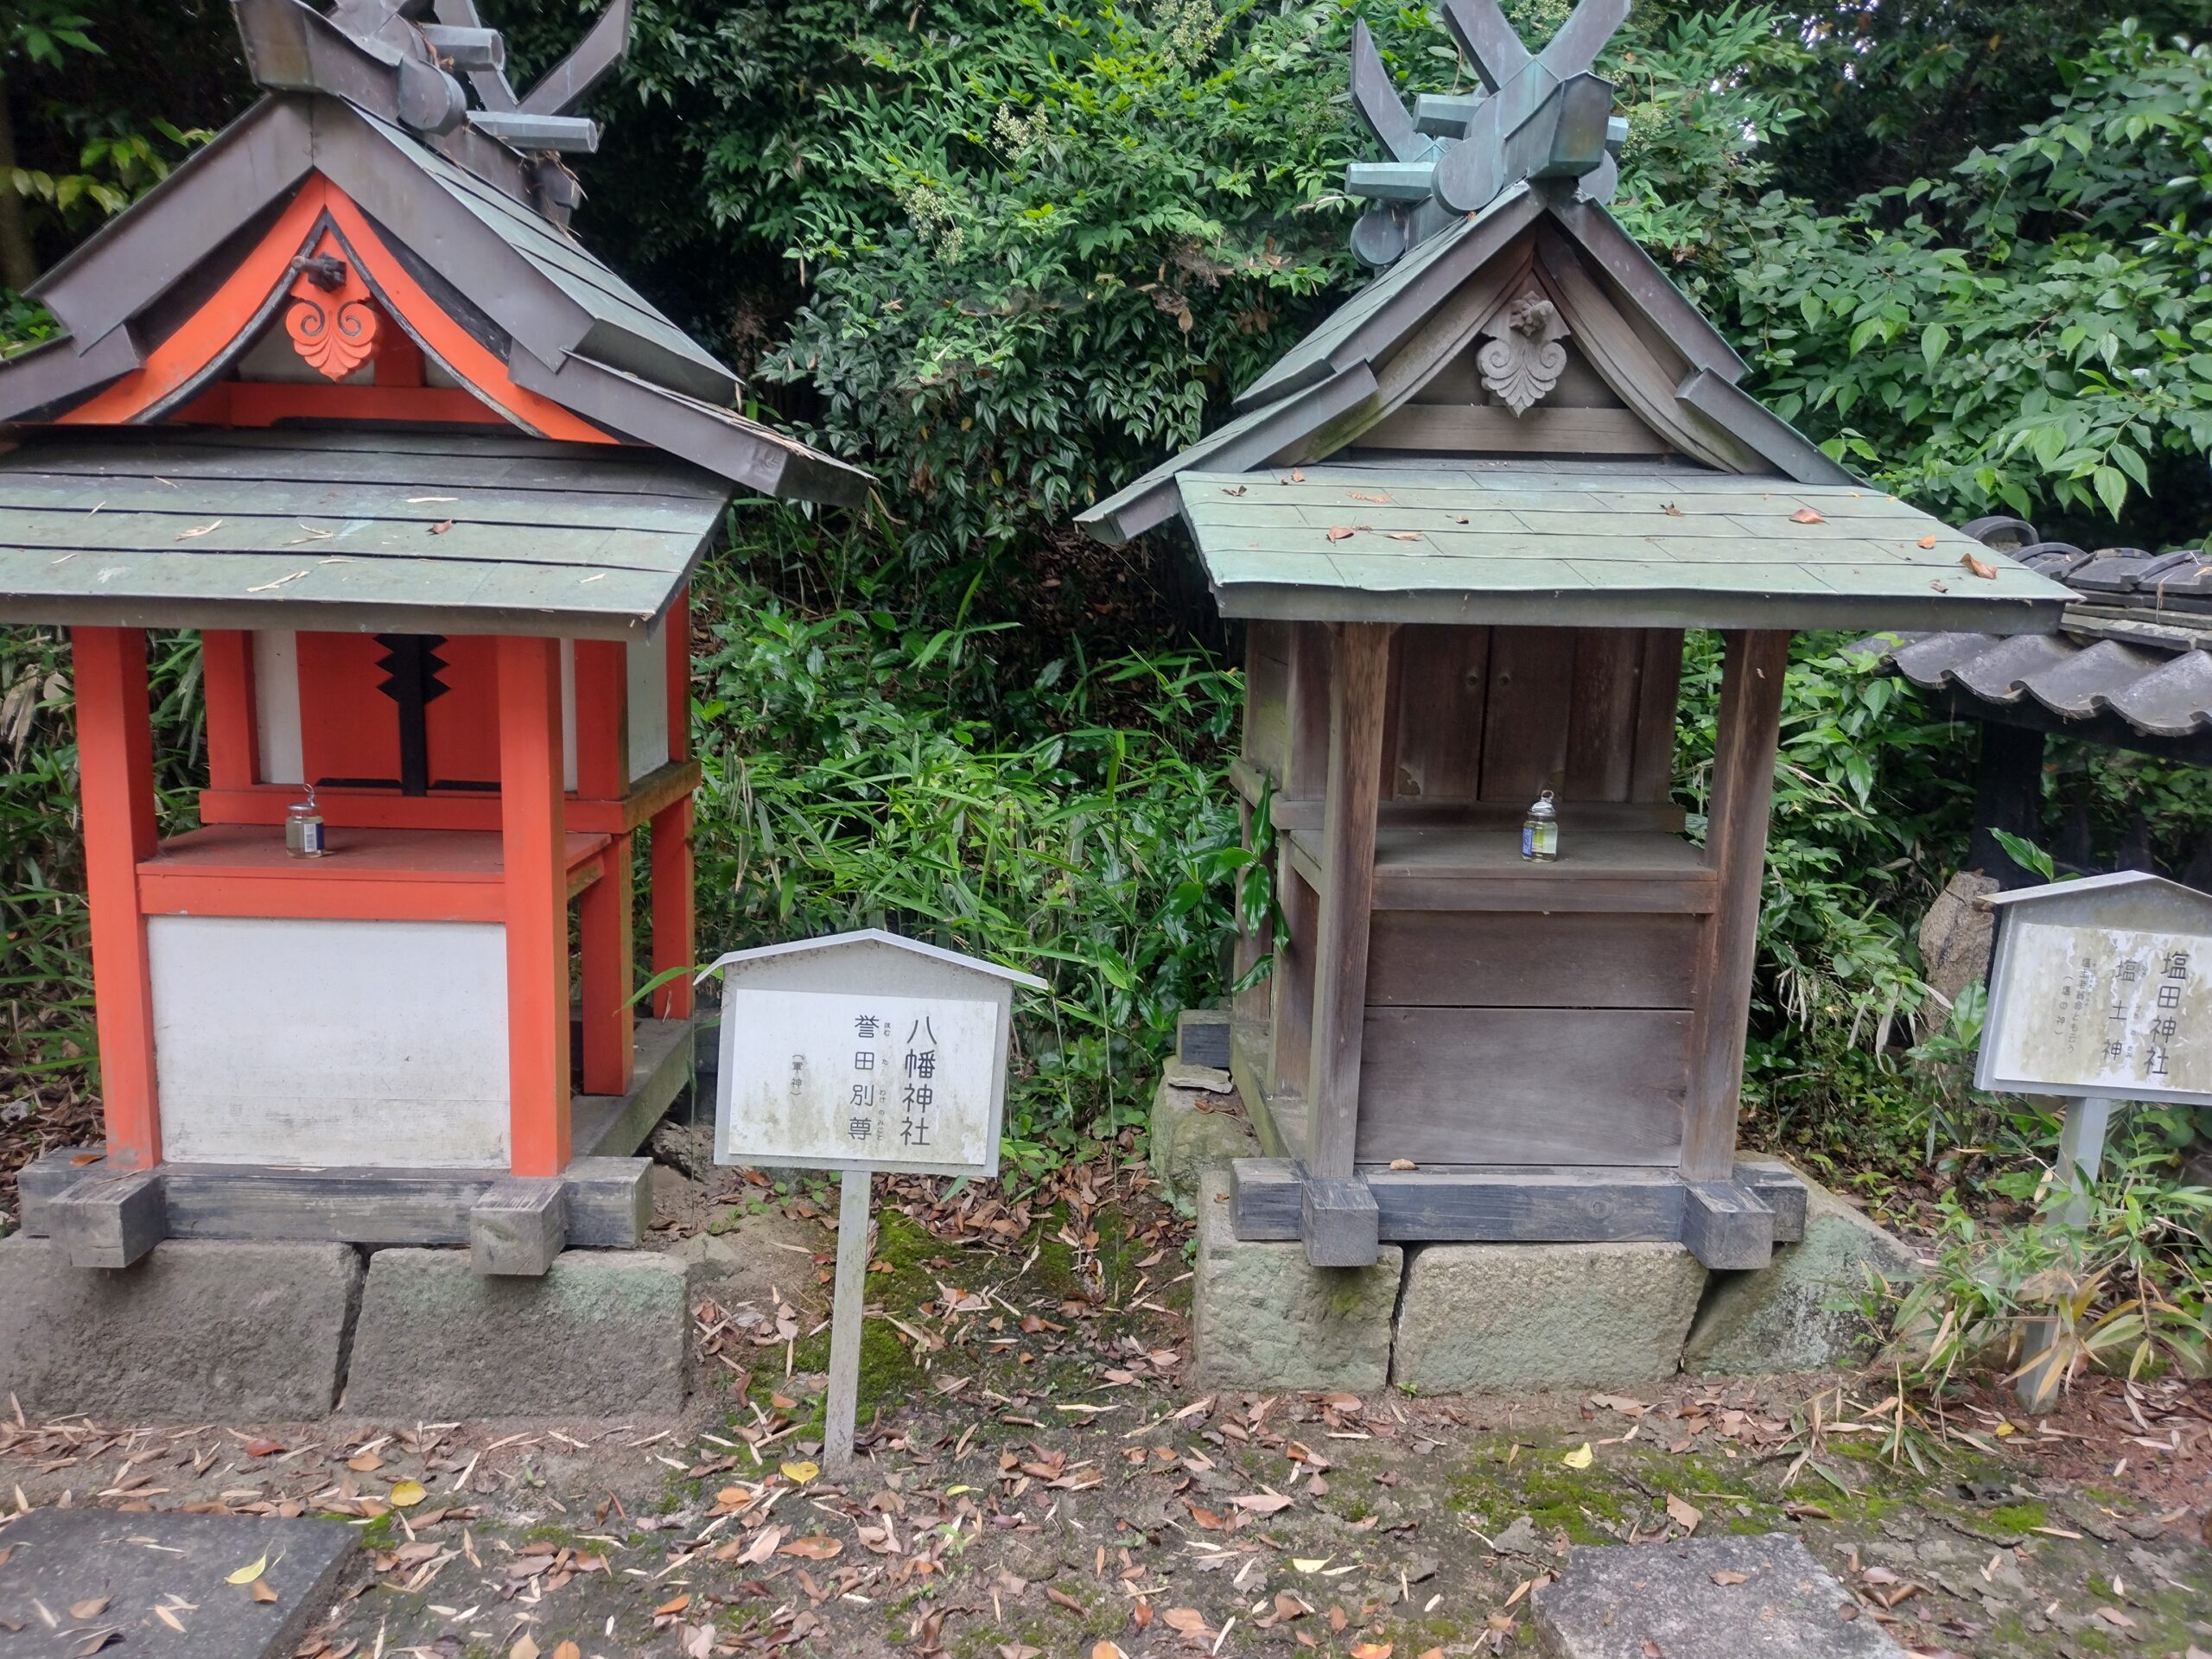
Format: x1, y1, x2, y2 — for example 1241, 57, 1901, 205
1149, 1075, 1259, 1209
1192, 1168, 1401, 1393
1392, 1241, 1706, 1393
0, 1235, 360, 1421
1686, 1170, 1924, 1376
344, 1248, 688, 1419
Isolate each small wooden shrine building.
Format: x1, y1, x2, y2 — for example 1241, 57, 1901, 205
1082, 0, 2073, 1269
3, 0, 868, 1271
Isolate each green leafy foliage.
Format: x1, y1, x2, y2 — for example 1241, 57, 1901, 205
686, 545, 1246, 1164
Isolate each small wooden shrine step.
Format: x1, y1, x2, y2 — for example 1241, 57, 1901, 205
1227, 1156, 1808, 1271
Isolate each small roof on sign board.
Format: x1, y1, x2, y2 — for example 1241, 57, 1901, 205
1986, 870, 2212, 909
697, 928, 1046, 991
1984, 870, 2212, 924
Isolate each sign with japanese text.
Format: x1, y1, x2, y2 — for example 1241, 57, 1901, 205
714, 988, 1006, 1177
1978, 875, 2212, 1105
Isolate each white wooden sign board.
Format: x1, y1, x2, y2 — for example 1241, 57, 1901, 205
697, 929, 1045, 1474
1977, 873, 2212, 1107
714, 988, 1004, 1177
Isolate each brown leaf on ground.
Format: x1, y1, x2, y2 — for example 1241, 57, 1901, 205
1352, 1644, 1393, 1659
1712, 1570, 1749, 1586
1962, 552, 1998, 579
1665, 1493, 1702, 1533
779, 1535, 843, 1560
1046, 1586, 1084, 1612
248, 1580, 279, 1605
1917, 535, 1939, 549
1789, 507, 1825, 524
509, 1637, 539, 1659
68, 1600, 108, 1620
551, 1643, 580, 1659
1325, 526, 1355, 542
1163, 1609, 1210, 1635
1185, 1501, 1224, 1529
652, 1594, 690, 1618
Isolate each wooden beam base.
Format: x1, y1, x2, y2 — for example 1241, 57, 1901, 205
570, 1014, 697, 1159
1301, 1177, 1382, 1267
470, 1179, 570, 1275
19, 1149, 649, 1268
48, 1168, 167, 1269
1228, 1157, 1804, 1270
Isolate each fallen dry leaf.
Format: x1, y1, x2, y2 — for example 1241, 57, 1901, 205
1962, 552, 1998, 579
1666, 1494, 1703, 1534
1325, 526, 1356, 542
1712, 1569, 1749, 1586
68, 1599, 108, 1620
387, 1479, 426, 1509
1186, 1502, 1225, 1530
1387, 1158, 1416, 1170
1662, 503, 1685, 517
242, 1440, 284, 1458
511, 1637, 540, 1659
780, 1535, 844, 1561
153, 1605, 187, 1634
248, 1580, 279, 1605
780, 1460, 820, 1484
1163, 1609, 1210, 1634
1352, 1644, 1393, 1659
1789, 507, 1825, 524
225, 1555, 267, 1586
429, 519, 454, 535
1917, 535, 1939, 549
551, 1644, 580, 1659
1561, 1443, 1594, 1470
652, 1595, 690, 1618
1387, 531, 1423, 542
1231, 1491, 1294, 1514
2094, 1608, 2136, 1630
175, 520, 223, 540
1290, 468, 1306, 482
1221, 486, 1248, 497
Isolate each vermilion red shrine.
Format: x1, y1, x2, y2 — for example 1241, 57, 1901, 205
1, 0, 870, 1272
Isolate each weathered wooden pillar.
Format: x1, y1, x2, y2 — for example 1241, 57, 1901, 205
1967, 720, 2045, 889
1302, 621, 1392, 1263
1681, 629, 1790, 1183
498, 634, 571, 1177
73, 626, 162, 1170
652, 589, 696, 1020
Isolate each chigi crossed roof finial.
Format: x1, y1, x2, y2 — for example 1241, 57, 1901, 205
303, 1, 632, 154
1346, 0, 1629, 269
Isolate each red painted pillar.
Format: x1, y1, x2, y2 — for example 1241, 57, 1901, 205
652, 588, 696, 1020
498, 634, 570, 1176
73, 626, 162, 1169
573, 639, 634, 1092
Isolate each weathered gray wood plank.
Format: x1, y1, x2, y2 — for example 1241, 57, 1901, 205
1681, 1179, 1776, 1269
1681, 631, 1791, 1180
1305, 622, 1393, 1179
1356, 1006, 1688, 1166
1301, 1175, 1382, 1267
48, 1169, 167, 1269
1365, 910, 1697, 1008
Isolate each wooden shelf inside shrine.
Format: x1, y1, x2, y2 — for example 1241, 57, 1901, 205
1282, 820, 1713, 914
137, 823, 613, 922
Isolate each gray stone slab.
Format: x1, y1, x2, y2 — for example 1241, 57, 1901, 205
1392, 1241, 1706, 1393
0, 1507, 355, 1658
1149, 1075, 1260, 1210
343, 1247, 689, 1419
1192, 1167, 1402, 1393
1534, 1534, 1904, 1658
1685, 1172, 1924, 1376
0, 1236, 360, 1421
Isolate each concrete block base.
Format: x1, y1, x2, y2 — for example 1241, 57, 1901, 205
1148, 1075, 1259, 1210
0, 1235, 360, 1421
1686, 1171, 1924, 1375
1192, 1169, 1401, 1393
1393, 1241, 1707, 1394
343, 1247, 690, 1419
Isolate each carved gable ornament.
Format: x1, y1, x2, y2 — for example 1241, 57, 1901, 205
1478, 291, 1569, 415
284, 234, 379, 381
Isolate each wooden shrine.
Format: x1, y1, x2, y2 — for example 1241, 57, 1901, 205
3, 0, 869, 1272
1081, 0, 2073, 1269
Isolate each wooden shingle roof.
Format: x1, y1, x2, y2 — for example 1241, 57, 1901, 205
0, 429, 729, 639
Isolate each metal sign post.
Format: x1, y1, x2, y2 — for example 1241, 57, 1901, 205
698, 930, 1045, 1474
1977, 874, 2212, 1411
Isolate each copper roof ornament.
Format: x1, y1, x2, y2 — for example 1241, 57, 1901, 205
1345, 0, 1630, 270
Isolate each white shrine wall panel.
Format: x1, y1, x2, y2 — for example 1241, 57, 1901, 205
627, 628, 671, 782
251, 629, 304, 785
148, 915, 512, 1167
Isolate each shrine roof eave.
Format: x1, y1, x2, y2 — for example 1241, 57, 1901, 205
1177, 463, 2075, 633
0, 428, 735, 643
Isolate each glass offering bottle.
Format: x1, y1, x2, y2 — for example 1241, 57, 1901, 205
1521, 789, 1559, 862
284, 784, 326, 858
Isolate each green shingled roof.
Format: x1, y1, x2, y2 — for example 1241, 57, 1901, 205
1178, 462, 2074, 631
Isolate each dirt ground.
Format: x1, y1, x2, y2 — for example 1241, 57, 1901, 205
2, 1152, 2209, 1659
